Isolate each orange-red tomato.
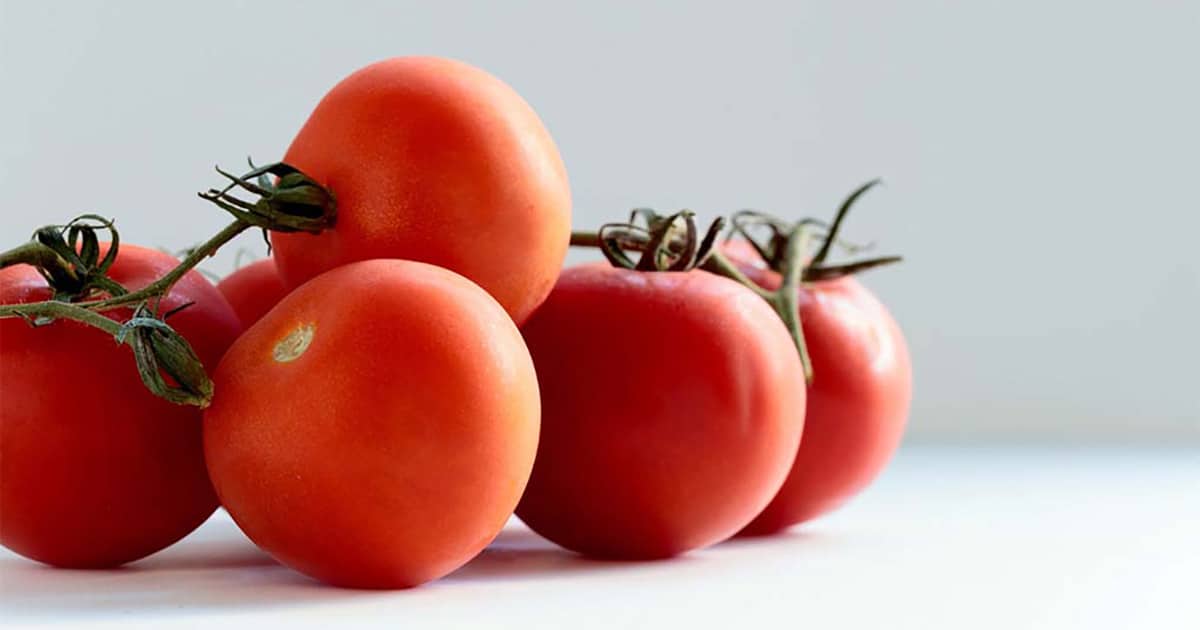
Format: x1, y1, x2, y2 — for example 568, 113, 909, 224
722, 242, 912, 534
272, 56, 571, 324
217, 258, 289, 327
0, 244, 241, 568
516, 264, 806, 559
203, 259, 540, 588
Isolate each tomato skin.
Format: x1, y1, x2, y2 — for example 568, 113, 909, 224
203, 259, 540, 588
272, 56, 571, 325
217, 258, 289, 327
0, 244, 241, 568
722, 242, 912, 535
515, 264, 806, 559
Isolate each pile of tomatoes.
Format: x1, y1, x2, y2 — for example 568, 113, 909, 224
0, 56, 910, 589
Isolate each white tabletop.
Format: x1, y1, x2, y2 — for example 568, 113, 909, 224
2, 445, 1196, 629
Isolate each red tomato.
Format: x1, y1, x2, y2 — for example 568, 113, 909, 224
272, 56, 571, 324
203, 259, 540, 588
0, 244, 241, 568
217, 258, 289, 327
722, 242, 912, 534
516, 263, 806, 559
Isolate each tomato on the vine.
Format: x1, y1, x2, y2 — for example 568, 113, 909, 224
516, 263, 806, 559
217, 258, 289, 327
722, 241, 912, 534
203, 259, 540, 588
0, 244, 241, 568
271, 56, 571, 324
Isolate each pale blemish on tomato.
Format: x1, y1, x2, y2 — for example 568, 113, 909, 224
273, 323, 315, 363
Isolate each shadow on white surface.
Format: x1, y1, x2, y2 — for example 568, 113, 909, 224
449, 525, 622, 582
0, 511, 687, 620
447, 523, 767, 583
0, 514, 379, 619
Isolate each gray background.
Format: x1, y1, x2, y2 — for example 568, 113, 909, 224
1, 1, 1196, 443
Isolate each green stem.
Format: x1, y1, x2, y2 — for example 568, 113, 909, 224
0, 241, 79, 288
87, 220, 248, 311
569, 230, 602, 248
7, 301, 123, 335
811, 178, 880, 266
0, 241, 70, 273
805, 255, 903, 282
768, 224, 813, 382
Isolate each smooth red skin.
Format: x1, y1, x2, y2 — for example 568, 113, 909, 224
516, 264, 806, 559
204, 260, 541, 589
722, 242, 913, 535
0, 244, 242, 568
217, 259, 290, 328
272, 56, 571, 325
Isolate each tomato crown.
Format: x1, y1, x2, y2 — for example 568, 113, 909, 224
596, 209, 725, 273
730, 179, 902, 282
566, 179, 903, 385
198, 160, 337, 236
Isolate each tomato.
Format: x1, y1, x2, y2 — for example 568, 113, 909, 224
0, 244, 241, 568
722, 241, 912, 535
217, 258, 289, 327
271, 56, 571, 324
515, 263, 806, 559
203, 259, 540, 588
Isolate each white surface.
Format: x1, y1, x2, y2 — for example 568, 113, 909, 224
1, 1, 1199, 443
2, 445, 1196, 629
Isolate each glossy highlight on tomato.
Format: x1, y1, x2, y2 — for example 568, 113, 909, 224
271, 56, 571, 324
203, 259, 541, 588
0, 244, 241, 568
516, 263, 806, 559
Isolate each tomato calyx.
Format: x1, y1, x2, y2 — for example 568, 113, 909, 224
0, 215, 128, 305
571, 210, 814, 381
568, 179, 902, 384
198, 160, 337, 240
730, 179, 903, 283
595, 210, 725, 272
